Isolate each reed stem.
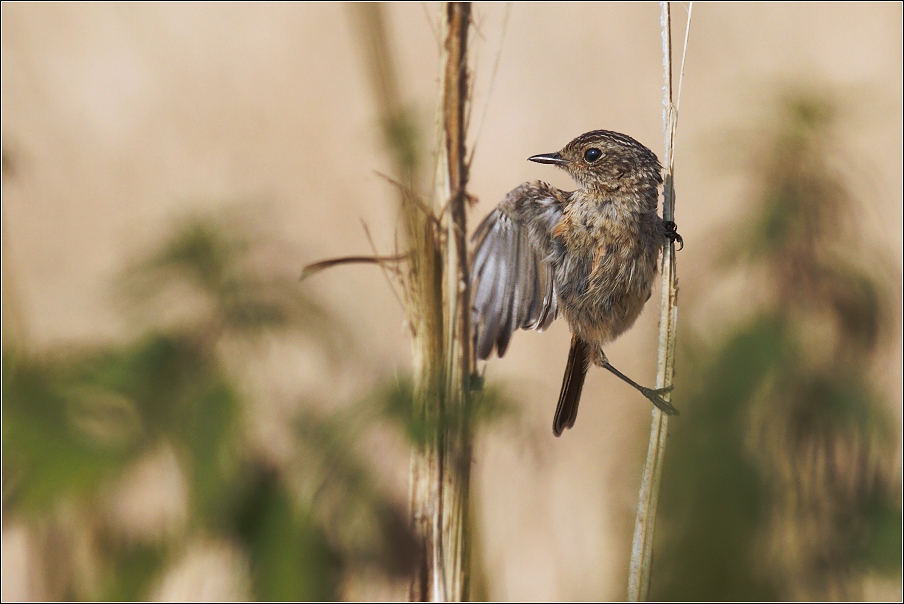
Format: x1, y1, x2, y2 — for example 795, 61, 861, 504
627, 2, 689, 599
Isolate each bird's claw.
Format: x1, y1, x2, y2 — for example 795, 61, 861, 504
663, 221, 684, 251
640, 385, 679, 415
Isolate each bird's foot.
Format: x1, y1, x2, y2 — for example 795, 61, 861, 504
601, 362, 680, 416
663, 221, 684, 251
639, 385, 679, 415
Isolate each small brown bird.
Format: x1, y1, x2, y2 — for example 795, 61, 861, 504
470, 130, 681, 436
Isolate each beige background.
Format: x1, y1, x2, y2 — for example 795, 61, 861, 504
2, 3, 902, 600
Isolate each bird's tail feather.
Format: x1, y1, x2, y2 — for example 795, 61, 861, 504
553, 335, 589, 436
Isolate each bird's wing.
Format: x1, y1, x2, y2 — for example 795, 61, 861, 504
470, 181, 566, 360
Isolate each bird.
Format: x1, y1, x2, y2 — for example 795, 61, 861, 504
469, 129, 682, 436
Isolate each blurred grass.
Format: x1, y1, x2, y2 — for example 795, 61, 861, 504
1, 212, 430, 600
651, 89, 902, 601
2, 7, 504, 596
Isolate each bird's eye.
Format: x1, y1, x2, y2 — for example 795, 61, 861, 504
584, 148, 602, 162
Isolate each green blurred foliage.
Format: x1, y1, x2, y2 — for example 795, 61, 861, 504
372, 377, 512, 448
233, 468, 343, 601
123, 217, 339, 344
4, 351, 144, 513
652, 90, 902, 601
1, 212, 422, 600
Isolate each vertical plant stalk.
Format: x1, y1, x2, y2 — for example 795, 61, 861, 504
348, 4, 442, 598
438, 2, 475, 601
413, 3, 475, 601
628, 2, 685, 600
349, 3, 474, 601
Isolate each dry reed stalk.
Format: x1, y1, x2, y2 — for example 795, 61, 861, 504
408, 5, 475, 601
349, 3, 475, 601
438, 2, 475, 601
627, 2, 691, 600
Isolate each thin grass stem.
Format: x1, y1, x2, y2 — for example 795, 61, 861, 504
627, 2, 691, 600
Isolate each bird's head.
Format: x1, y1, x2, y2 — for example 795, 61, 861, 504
528, 130, 663, 192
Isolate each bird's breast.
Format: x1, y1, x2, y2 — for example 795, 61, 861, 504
552, 204, 660, 345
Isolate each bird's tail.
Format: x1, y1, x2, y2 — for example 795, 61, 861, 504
553, 334, 590, 436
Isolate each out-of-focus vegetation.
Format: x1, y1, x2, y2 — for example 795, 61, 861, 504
2, 214, 421, 600
652, 90, 902, 601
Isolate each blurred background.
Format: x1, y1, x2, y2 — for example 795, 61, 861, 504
2, 3, 901, 601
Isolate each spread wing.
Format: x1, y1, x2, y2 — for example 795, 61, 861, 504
470, 181, 567, 360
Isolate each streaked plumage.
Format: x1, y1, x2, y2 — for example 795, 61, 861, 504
470, 130, 680, 436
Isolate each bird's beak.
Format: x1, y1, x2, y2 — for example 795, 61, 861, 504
528, 152, 567, 165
